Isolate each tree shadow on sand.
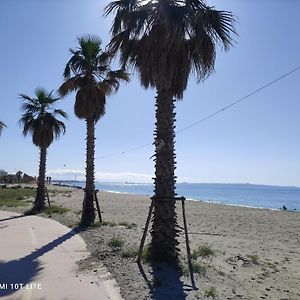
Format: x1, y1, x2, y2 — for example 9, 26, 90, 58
137, 262, 195, 300
0, 226, 83, 297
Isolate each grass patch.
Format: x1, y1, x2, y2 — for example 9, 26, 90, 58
119, 221, 137, 229
192, 244, 215, 259
48, 189, 72, 194
0, 187, 35, 207
192, 261, 207, 275
179, 260, 208, 276
107, 236, 124, 250
204, 287, 218, 298
121, 247, 138, 258
44, 205, 69, 214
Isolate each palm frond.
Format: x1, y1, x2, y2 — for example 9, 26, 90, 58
108, 69, 130, 82
0, 121, 7, 136
58, 77, 85, 97
19, 88, 67, 148
19, 93, 34, 102
60, 34, 129, 123
191, 7, 236, 50
54, 109, 68, 119
105, 0, 236, 95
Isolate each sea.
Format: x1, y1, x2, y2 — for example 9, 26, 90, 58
53, 181, 300, 211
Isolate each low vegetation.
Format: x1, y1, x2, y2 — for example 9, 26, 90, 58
44, 205, 69, 215
141, 244, 151, 263
0, 186, 35, 207
92, 221, 117, 228
121, 247, 138, 258
107, 236, 124, 250
192, 261, 207, 275
192, 244, 215, 259
49, 189, 72, 197
119, 221, 137, 229
204, 287, 218, 298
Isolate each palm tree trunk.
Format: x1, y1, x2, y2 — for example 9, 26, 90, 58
34, 146, 47, 212
150, 89, 179, 263
81, 118, 96, 225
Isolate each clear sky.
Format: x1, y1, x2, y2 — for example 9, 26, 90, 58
0, 0, 299, 187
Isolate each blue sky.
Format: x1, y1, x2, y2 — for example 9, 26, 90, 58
0, 0, 299, 186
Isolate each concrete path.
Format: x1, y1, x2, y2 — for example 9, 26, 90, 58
0, 211, 122, 300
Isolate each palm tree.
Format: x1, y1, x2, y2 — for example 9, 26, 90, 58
0, 121, 6, 135
19, 88, 67, 212
105, 0, 236, 262
59, 35, 129, 226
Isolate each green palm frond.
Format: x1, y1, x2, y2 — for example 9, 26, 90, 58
59, 34, 130, 122
19, 88, 67, 148
106, 0, 236, 97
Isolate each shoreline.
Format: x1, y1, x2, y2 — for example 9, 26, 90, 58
52, 182, 299, 212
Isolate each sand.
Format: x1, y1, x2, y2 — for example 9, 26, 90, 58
2, 184, 300, 300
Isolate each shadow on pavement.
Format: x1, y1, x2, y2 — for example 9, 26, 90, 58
0, 226, 83, 297
0, 214, 29, 223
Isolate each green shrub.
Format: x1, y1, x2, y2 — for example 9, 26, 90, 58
107, 236, 124, 249
121, 247, 138, 258
192, 261, 207, 275
192, 244, 215, 259
204, 287, 218, 298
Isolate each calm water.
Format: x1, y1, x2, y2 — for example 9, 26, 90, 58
54, 181, 300, 211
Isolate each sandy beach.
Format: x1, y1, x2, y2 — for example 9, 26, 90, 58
2, 184, 300, 300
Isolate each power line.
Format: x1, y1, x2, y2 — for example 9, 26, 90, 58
73, 65, 300, 163
95, 142, 151, 159
176, 65, 300, 134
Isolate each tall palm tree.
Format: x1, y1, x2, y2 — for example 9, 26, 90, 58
105, 0, 236, 262
19, 88, 67, 212
0, 121, 6, 135
59, 35, 129, 226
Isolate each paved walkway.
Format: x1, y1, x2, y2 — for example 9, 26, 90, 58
0, 211, 122, 300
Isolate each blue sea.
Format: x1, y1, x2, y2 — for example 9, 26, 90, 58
54, 181, 300, 211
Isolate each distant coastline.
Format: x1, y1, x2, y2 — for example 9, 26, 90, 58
52, 180, 300, 212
